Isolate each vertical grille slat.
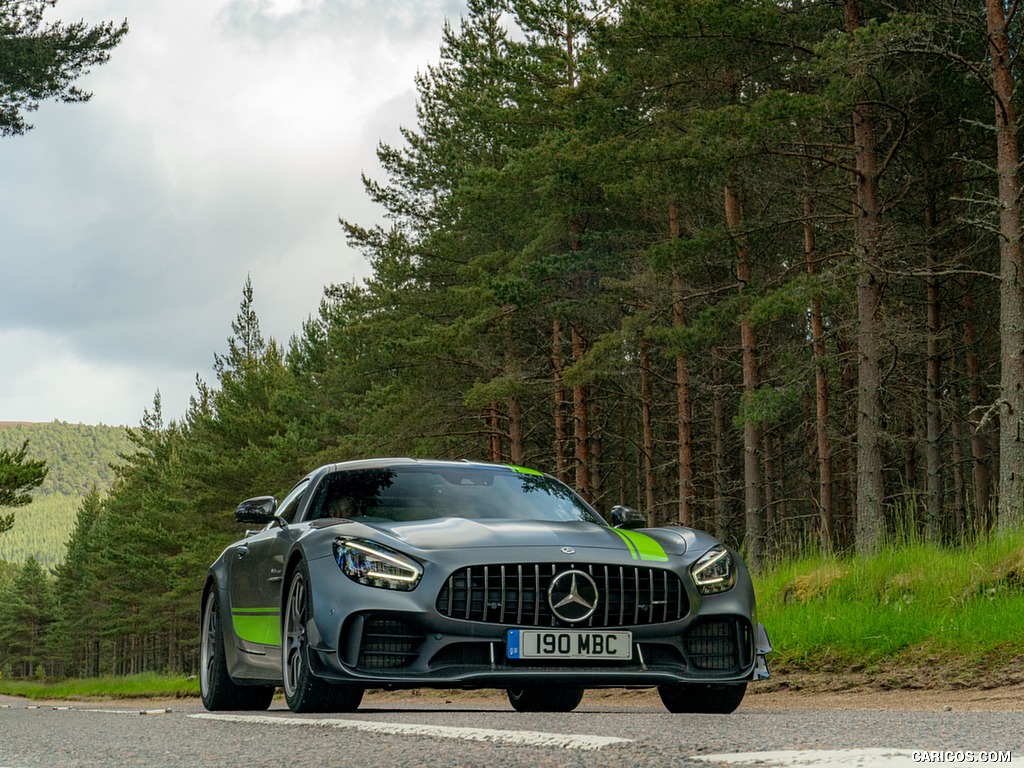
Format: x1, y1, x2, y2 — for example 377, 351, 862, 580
499, 565, 507, 621
516, 565, 523, 624
618, 566, 625, 626
536, 561, 544, 626
633, 567, 641, 624
648, 569, 655, 623
603, 565, 610, 627
662, 570, 669, 623
482, 566, 490, 623
586, 564, 595, 628
436, 562, 688, 628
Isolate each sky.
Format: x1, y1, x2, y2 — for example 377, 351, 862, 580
1, 0, 466, 426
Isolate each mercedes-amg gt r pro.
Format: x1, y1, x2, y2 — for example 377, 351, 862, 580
200, 459, 770, 713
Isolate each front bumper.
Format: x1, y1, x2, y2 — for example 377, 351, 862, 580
305, 557, 768, 688
312, 610, 768, 688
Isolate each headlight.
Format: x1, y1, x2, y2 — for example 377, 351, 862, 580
334, 538, 423, 591
691, 545, 735, 595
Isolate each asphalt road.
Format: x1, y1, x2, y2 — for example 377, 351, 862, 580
1, 692, 1021, 767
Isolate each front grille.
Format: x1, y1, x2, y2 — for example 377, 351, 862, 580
684, 618, 750, 671
435, 563, 688, 628
358, 614, 424, 669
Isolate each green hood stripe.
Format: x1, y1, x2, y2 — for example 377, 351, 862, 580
612, 529, 669, 562
612, 528, 641, 558
506, 464, 543, 476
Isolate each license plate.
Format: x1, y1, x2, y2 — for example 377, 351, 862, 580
506, 629, 632, 660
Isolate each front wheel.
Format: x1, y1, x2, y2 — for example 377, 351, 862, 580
658, 682, 747, 713
282, 561, 363, 713
200, 588, 274, 711
507, 686, 584, 712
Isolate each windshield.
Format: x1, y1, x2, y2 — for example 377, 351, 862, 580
304, 465, 605, 526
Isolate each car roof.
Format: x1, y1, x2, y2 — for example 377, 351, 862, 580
315, 457, 540, 477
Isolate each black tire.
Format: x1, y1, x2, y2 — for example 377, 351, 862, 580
658, 682, 747, 714
325, 685, 365, 712
282, 561, 363, 713
200, 588, 275, 711
506, 686, 584, 712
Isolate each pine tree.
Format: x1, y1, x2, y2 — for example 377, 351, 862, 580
0, 556, 55, 677
0, 440, 48, 534
0, 0, 128, 136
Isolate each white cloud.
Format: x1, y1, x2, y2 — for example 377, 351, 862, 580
0, 0, 465, 425
0, 329, 189, 426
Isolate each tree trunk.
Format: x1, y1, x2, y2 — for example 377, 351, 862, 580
669, 202, 695, 527
590, 398, 603, 508
572, 323, 591, 499
803, 180, 834, 551
924, 186, 943, 542
987, 0, 1024, 531
640, 337, 657, 524
847, 0, 886, 554
503, 307, 524, 465
762, 428, 778, 561
950, 400, 966, 540
712, 350, 730, 540
725, 182, 763, 569
488, 401, 503, 463
508, 394, 523, 465
962, 283, 991, 529
552, 319, 568, 481
836, 329, 858, 550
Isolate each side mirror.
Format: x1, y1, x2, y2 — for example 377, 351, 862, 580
610, 504, 647, 529
235, 496, 278, 524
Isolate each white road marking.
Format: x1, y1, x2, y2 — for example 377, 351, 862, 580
693, 749, 920, 767
190, 713, 632, 751
77, 707, 172, 715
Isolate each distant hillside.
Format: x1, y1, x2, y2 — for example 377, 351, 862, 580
0, 421, 137, 565
0, 421, 134, 496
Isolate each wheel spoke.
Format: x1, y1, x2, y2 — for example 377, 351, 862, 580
284, 574, 307, 693
201, 598, 217, 696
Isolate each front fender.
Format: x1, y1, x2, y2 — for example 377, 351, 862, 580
205, 563, 280, 686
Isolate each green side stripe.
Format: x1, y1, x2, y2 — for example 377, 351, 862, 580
232, 609, 281, 646
612, 529, 669, 562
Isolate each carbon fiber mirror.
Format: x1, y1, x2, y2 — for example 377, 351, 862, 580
235, 495, 278, 524
610, 504, 647, 529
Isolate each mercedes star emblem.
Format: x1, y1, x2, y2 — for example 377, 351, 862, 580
561, 546, 575, 555
548, 569, 599, 623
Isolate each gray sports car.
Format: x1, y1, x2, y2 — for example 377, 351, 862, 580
200, 458, 770, 713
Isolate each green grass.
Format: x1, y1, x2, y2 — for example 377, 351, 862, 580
0, 673, 200, 700
755, 533, 1024, 680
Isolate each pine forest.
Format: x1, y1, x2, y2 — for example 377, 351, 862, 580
2, 0, 1023, 679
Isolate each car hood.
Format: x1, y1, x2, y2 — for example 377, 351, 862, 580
359, 517, 690, 558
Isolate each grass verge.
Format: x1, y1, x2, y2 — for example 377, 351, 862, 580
755, 533, 1024, 690
0, 673, 199, 701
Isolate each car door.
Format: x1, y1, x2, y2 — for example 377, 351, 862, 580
227, 479, 310, 656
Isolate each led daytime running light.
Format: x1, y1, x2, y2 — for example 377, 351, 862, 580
344, 540, 420, 584
691, 546, 735, 595
694, 549, 729, 585
334, 538, 423, 591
